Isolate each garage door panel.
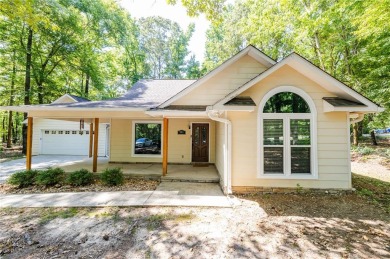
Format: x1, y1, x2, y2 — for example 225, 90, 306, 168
41, 130, 89, 155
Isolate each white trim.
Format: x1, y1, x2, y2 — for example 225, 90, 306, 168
257, 86, 318, 179
145, 110, 208, 118
213, 53, 383, 113
219, 106, 255, 112
131, 120, 163, 158
158, 45, 275, 108
190, 122, 211, 163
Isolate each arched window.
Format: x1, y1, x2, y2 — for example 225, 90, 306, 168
259, 87, 317, 178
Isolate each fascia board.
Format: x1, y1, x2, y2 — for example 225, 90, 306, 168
323, 100, 382, 113
145, 110, 208, 118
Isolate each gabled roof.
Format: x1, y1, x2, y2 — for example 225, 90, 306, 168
212, 52, 384, 112
158, 45, 276, 108
51, 94, 90, 104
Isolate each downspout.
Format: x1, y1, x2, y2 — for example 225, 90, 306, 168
207, 108, 232, 194
349, 113, 364, 124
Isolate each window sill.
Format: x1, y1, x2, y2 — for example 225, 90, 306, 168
257, 173, 318, 180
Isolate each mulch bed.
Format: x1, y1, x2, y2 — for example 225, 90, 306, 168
0, 179, 160, 195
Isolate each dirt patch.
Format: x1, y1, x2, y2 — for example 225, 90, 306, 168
0, 196, 389, 258
0, 179, 160, 195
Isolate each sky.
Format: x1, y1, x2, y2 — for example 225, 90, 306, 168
119, 0, 210, 62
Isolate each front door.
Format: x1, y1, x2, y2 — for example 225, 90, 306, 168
192, 123, 209, 162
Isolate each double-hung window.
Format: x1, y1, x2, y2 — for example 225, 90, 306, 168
133, 122, 162, 156
259, 90, 316, 178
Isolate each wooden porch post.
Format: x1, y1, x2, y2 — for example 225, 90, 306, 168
89, 122, 93, 158
26, 117, 33, 170
93, 118, 99, 172
162, 118, 169, 176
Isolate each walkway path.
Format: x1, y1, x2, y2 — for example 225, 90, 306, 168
0, 182, 233, 208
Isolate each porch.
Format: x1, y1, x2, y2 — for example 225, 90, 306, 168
1, 155, 220, 183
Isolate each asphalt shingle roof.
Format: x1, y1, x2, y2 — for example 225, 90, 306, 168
322, 97, 366, 107
224, 96, 256, 106
47, 80, 196, 109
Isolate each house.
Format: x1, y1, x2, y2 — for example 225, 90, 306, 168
29, 94, 109, 157
1, 46, 383, 194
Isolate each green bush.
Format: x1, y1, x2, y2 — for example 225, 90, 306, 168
35, 168, 65, 187
357, 146, 374, 156
100, 168, 124, 186
66, 169, 94, 186
7, 170, 38, 188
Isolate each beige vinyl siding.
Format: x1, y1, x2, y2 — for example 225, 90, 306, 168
110, 118, 215, 164
32, 118, 107, 156
229, 64, 351, 189
215, 121, 226, 185
172, 55, 268, 106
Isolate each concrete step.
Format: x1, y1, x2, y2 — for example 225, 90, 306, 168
161, 177, 220, 183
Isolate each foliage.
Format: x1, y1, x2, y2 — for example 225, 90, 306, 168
35, 167, 65, 186
100, 168, 124, 186
202, 0, 390, 140
66, 169, 94, 186
7, 170, 38, 188
351, 146, 375, 156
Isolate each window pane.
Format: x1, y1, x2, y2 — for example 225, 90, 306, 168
263, 92, 310, 113
264, 147, 283, 174
290, 119, 310, 145
134, 123, 161, 155
263, 119, 283, 145
291, 147, 311, 174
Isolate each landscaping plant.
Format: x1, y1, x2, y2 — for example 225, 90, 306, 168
100, 168, 124, 186
7, 170, 38, 188
35, 168, 65, 187
66, 169, 94, 186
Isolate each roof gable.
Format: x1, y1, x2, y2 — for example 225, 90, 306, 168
158, 45, 276, 108
213, 53, 383, 112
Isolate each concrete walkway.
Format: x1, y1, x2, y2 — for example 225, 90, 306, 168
0, 182, 233, 208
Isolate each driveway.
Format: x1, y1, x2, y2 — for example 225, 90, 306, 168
0, 155, 99, 183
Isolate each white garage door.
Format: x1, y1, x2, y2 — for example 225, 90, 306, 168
41, 129, 89, 155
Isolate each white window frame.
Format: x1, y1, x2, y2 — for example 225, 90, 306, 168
257, 86, 318, 179
131, 120, 163, 158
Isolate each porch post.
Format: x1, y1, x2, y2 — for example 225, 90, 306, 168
93, 118, 99, 172
26, 117, 33, 170
89, 122, 93, 158
162, 118, 169, 176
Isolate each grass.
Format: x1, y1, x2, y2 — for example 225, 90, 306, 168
352, 173, 390, 213
145, 213, 196, 230
39, 208, 79, 224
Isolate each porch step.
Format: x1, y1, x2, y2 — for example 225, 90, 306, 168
161, 177, 219, 183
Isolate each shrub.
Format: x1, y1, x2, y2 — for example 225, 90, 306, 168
357, 146, 374, 156
100, 168, 124, 186
7, 170, 38, 188
66, 169, 94, 186
35, 168, 65, 187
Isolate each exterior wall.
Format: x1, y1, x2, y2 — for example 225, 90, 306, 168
172, 55, 268, 106
229, 64, 351, 189
110, 118, 215, 164
215, 121, 226, 186
32, 118, 107, 156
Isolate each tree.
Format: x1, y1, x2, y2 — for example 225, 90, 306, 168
137, 16, 194, 79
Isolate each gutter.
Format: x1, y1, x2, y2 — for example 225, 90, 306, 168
207, 108, 232, 194
349, 113, 365, 124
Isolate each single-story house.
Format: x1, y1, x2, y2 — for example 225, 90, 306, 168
1, 45, 383, 194
29, 94, 109, 157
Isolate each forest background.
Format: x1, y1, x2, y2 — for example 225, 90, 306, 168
0, 0, 389, 152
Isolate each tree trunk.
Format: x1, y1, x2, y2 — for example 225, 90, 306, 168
370, 130, 378, 146
38, 84, 44, 104
22, 28, 33, 155
7, 49, 17, 148
352, 123, 359, 146
85, 73, 90, 97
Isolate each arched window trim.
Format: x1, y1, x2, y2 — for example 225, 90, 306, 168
257, 86, 318, 179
